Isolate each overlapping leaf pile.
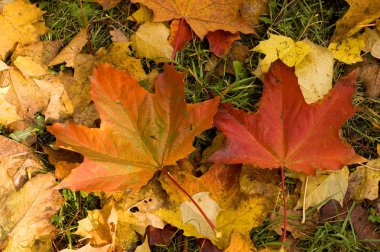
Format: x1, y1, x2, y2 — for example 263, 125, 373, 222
0, 0, 379, 251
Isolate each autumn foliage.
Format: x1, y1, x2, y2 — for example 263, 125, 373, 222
1, 0, 379, 251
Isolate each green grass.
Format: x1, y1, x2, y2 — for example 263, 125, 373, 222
2, 0, 378, 251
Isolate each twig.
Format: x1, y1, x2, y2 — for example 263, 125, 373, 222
79, 0, 94, 54
281, 165, 287, 241
301, 176, 308, 223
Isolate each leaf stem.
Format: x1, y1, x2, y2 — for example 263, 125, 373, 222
281, 165, 287, 241
161, 168, 217, 234
171, 18, 185, 64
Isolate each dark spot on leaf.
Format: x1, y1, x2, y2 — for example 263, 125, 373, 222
150, 135, 157, 140
130, 206, 139, 213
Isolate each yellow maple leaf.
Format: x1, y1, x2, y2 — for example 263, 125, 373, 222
328, 34, 365, 64
253, 33, 310, 73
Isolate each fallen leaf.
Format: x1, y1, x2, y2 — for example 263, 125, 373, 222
253, 34, 310, 73
157, 162, 276, 249
320, 200, 380, 248
349, 158, 380, 200
269, 205, 319, 239
0, 86, 20, 126
0, 0, 48, 60
0, 135, 43, 193
355, 58, 380, 99
147, 225, 176, 246
209, 60, 365, 175
135, 236, 151, 252
131, 22, 173, 62
328, 34, 365, 64
224, 231, 256, 252
48, 64, 220, 192
169, 19, 193, 52
130, 0, 254, 39
240, 0, 268, 26
49, 29, 87, 67
42, 145, 83, 180
288, 167, 349, 210
0, 173, 63, 251
331, 0, 380, 42
206, 30, 240, 57
127, 5, 152, 24
295, 39, 334, 104
59, 243, 111, 252
363, 28, 380, 59
96, 42, 147, 81
109, 28, 129, 43
95, 0, 121, 10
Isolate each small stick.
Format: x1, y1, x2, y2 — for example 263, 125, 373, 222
281, 165, 287, 241
301, 176, 309, 223
79, 0, 94, 54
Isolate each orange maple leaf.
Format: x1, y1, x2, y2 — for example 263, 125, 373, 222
48, 64, 220, 192
131, 0, 254, 39
209, 60, 365, 175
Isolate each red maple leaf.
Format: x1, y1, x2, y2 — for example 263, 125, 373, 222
209, 60, 365, 175
47, 64, 219, 192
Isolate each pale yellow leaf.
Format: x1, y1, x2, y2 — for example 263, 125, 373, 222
127, 5, 152, 24
135, 236, 151, 252
253, 33, 310, 73
179, 192, 221, 239
131, 22, 173, 63
0, 86, 20, 126
328, 34, 365, 64
291, 167, 349, 210
13, 56, 48, 77
295, 39, 334, 103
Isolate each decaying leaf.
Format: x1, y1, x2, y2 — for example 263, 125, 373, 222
349, 158, 380, 200
353, 56, 380, 99
0, 0, 48, 60
131, 22, 173, 62
109, 28, 129, 43
95, 0, 122, 10
331, 0, 380, 42
130, 0, 254, 39
59, 243, 111, 252
209, 60, 365, 175
48, 29, 87, 67
0, 173, 63, 251
96, 42, 147, 81
363, 28, 380, 59
288, 167, 349, 210
0, 86, 20, 126
48, 64, 220, 192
